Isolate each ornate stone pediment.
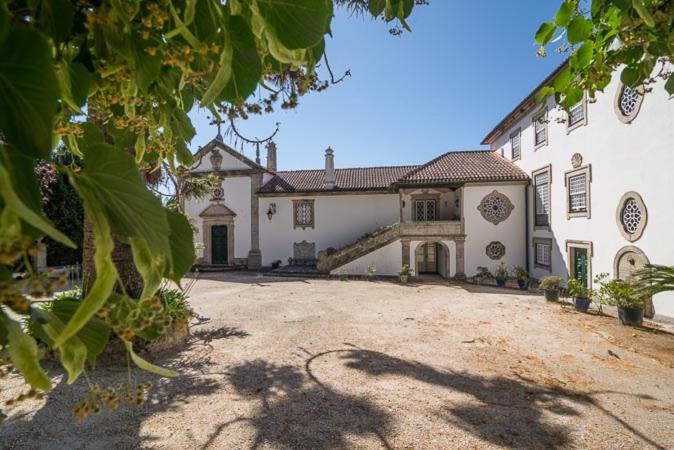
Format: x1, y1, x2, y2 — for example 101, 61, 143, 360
199, 203, 237, 218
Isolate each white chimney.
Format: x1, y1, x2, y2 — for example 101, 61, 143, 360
324, 147, 335, 190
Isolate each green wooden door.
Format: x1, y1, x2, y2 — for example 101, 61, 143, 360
573, 248, 588, 287
211, 225, 228, 264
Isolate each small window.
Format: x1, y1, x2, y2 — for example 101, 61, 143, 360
293, 200, 314, 229
614, 83, 644, 123
414, 199, 437, 221
533, 110, 547, 148
533, 238, 552, 270
533, 166, 551, 228
567, 98, 587, 132
510, 129, 521, 161
616, 191, 647, 242
565, 165, 591, 219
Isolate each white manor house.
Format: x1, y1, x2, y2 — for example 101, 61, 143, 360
185, 65, 674, 321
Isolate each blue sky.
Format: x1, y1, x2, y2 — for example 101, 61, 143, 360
189, 1, 567, 170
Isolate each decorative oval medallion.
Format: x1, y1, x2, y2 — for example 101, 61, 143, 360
477, 191, 514, 225
485, 241, 506, 260
571, 153, 583, 168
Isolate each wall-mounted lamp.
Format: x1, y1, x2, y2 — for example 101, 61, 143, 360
266, 203, 277, 221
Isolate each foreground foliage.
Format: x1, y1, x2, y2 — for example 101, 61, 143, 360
537, 0, 673, 107
0, 0, 419, 420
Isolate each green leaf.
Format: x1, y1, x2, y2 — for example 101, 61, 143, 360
48, 300, 111, 365
555, 1, 574, 27
564, 86, 583, 108
219, 15, 263, 102
38, 0, 74, 44
164, 210, 196, 284
0, 159, 76, 248
31, 308, 87, 384
535, 22, 556, 45
0, 1, 8, 44
0, 26, 59, 158
368, 0, 386, 16
2, 314, 51, 390
133, 39, 162, 92
631, 0, 655, 27
170, 110, 196, 142
200, 38, 233, 106
554, 68, 572, 92
620, 66, 641, 87
124, 340, 179, 378
73, 143, 170, 256
567, 16, 592, 44
55, 171, 118, 348
573, 42, 594, 68
56, 62, 94, 112
256, 0, 331, 50
130, 237, 165, 301
176, 140, 193, 167
665, 75, 674, 95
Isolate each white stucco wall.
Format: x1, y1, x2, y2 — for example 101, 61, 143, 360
490, 69, 674, 319
259, 193, 399, 266
191, 144, 255, 172
462, 183, 527, 276
331, 240, 402, 276
184, 176, 252, 260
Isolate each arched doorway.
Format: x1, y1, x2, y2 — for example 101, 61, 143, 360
614, 246, 653, 318
415, 242, 450, 278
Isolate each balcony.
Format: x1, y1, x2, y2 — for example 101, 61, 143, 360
399, 220, 462, 238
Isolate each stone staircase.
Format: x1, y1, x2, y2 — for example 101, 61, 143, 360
316, 223, 400, 273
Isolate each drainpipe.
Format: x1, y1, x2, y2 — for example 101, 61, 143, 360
524, 182, 530, 274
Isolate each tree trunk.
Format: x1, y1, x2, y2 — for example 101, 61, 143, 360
82, 218, 144, 298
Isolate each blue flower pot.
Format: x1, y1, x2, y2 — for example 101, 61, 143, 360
618, 307, 644, 326
495, 278, 506, 287
544, 290, 559, 301
517, 279, 528, 290
574, 297, 591, 312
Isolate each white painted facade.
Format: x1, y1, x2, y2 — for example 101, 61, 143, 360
486, 70, 674, 320
184, 65, 674, 321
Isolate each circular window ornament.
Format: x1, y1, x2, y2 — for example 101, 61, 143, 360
477, 190, 514, 225
616, 191, 647, 242
211, 186, 224, 201
614, 83, 644, 124
485, 241, 506, 260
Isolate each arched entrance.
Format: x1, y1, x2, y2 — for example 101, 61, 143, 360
614, 245, 653, 318
415, 242, 450, 278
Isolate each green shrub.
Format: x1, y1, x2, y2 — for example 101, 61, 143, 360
493, 263, 509, 281
539, 276, 561, 291
513, 266, 529, 282
566, 278, 593, 298
399, 264, 412, 276
594, 273, 646, 309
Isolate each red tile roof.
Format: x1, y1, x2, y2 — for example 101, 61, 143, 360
258, 166, 418, 193
396, 150, 529, 185
258, 151, 528, 194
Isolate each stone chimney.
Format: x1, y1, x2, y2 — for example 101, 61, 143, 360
266, 141, 277, 172
324, 147, 335, 190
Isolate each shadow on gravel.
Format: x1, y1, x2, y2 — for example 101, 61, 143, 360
0, 327, 249, 450
211, 359, 393, 449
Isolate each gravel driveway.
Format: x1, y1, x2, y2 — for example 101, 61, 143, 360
2, 272, 673, 449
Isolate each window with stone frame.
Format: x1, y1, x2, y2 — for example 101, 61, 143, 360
533, 238, 552, 270
567, 98, 586, 131
614, 83, 644, 123
533, 110, 547, 148
414, 199, 437, 221
533, 167, 550, 227
510, 129, 521, 161
293, 200, 314, 229
565, 165, 591, 219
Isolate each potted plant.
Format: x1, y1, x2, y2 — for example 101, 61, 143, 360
493, 263, 508, 288
566, 278, 593, 312
539, 275, 561, 301
366, 265, 377, 282
513, 266, 529, 290
399, 264, 413, 283
595, 273, 646, 326
271, 260, 282, 270
475, 266, 493, 285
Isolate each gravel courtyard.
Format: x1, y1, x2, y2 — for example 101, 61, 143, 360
2, 273, 674, 449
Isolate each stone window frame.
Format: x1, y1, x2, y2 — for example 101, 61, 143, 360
293, 199, 315, 229
411, 193, 441, 222
510, 128, 521, 161
566, 93, 588, 133
614, 82, 645, 124
564, 164, 592, 219
532, 164, 552, 230
532, 108, 548, 150
566, 240, 593, 288
532, 237, 552, 271
615, 191, 647, 242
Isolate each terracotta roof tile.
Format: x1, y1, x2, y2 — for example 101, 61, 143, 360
259, 166, 418, 193
397, 150, 529, 184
